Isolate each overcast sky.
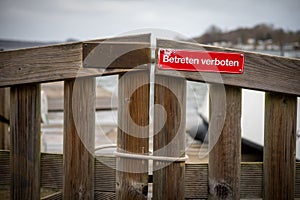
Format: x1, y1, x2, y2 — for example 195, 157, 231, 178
0, 0, 299, 41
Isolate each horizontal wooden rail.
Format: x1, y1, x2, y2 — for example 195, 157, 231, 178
1, 35, 299, 96
0, 34, 151, 87
83, 42, 150, 69
156, 38, 300, 96
1, 151, 299, 199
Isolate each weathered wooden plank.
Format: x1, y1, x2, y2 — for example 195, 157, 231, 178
240, 162, 263, 198
95, 156, 116, 192
296, 162, 300, 197
185, 164, 208, 199
0, 87, 9, 149
0, 152, 117, 193
116, 71, 150, 199
10, 83, 41, 199
95, 191, 116, 200
156, 39, 300, 96
0, 34, 151, 87
41, 191, 62, 200
83, 42, 150, 69
63, 78, 95, 199
153, 75, 186, 200
264, 92, 297, 199
0, 150, 10, 185
0, 43, 82, 87
208, 84, 241, 199
1, 151, 300, 198
184, 162, 264, 199
41, 153, 63, 189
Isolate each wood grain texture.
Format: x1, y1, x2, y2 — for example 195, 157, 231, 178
83, 42, 150, 69
0, 151, 117, 194
264, 92, 297, 200
10, 83, 41, 200
0, 151, 10, 185
116, 71, 150, 200
208, 85, 241, 199
184, 164, 208, 199
240, 163, 263, 199
0, 34, 151, 87
41, 191, 62, 200
0, 43, 82, 87
156, 38, 300, 96
95, 191, 116, 200
185, 163, 264, 199
63, 78, 95, 199
0, 151, 300, 198
95, 156, 116, 192
41, 153, 63, 189
0, 87, 10, 149
296, 161, 300, 198
153, 75, 186, 200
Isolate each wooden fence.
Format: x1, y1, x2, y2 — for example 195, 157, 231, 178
0, 33, 299, 199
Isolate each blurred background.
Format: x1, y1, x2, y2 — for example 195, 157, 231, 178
0, 0, 299, 42
0, 0, 299, 161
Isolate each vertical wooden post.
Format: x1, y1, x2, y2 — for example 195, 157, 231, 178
116, 70, 150, 200
10, 84, 41, 199
0, 87, 10, 149
63, 78, 95, 199
264, 92, 296, 200
209, 84, 241, 199
153, 75, 186, 200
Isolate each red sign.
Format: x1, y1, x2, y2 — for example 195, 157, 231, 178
158, 49, 244, 74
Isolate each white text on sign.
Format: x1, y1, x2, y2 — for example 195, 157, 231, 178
158, 49, 245, 74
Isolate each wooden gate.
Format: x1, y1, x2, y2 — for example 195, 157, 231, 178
0, 34, 299, 199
